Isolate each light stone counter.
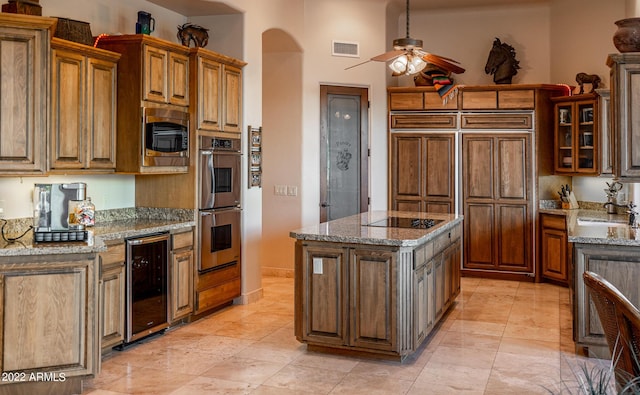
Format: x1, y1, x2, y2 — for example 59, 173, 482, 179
0, 214, 195, 257
539, 208, 640, 246
290, 210, 463, 246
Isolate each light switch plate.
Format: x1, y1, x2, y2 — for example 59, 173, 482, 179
313, 258, 323, 274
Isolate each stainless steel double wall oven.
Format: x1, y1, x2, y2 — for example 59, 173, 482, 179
198, 136, 242, 273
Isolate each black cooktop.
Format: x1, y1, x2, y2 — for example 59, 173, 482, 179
365, 217, 443, 229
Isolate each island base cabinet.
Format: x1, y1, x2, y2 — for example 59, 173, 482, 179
0, 253, 99, 395
295, 222, 461, 360
573, 243, 640, 358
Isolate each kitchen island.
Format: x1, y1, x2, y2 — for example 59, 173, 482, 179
290, 211, 463, 361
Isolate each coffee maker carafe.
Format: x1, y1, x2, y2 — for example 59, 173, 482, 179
136, 11, 155, 35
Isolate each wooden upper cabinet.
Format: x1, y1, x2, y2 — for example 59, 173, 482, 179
50, 38, 120, 171
551, 93, 599, 175
607, 53, 640, 180
143, 44, 188, 106
388, 89, 458, 111
189, 47, 245, 135
0, 14, 56, 175
169, 51, 189, 106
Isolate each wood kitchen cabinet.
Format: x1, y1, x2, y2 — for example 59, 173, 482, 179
390, 133, 455, 214
462, 133, 532, 273
538, 213, 568, 286
388, 85, 565, 281
551, 94, 599, 175
295, 222, 461, 360
170, 229, 194, 322
99, 240, 126, 353
95, 34, 190, 174
0, 14, 55, 175
189, 47, 246, 135
0, 252, 99, 395
607, 53, 640, 180
573, 243, 640, 358
50, 38, 120, 172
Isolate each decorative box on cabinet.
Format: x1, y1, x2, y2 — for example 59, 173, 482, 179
0, 14, 56, 175
95, 34, 190, 174
607, 53, 640, 180
551, 93, 599, 175
189, 47, 246, 136
51, 38, 120, 172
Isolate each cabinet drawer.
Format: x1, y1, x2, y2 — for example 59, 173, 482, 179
434, 232, 451, 254
541, 214, 566, 230
424, 92, 458, 110
461, 113, 532, 129
499, 90, 534, 109
172, 230, 193, 250
101, 243, 125, 266
391, 114, 457, 129
461, 91, 497, 109
389, 92, 423, 110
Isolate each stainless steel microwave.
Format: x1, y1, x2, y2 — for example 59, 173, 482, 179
143, 107, 189, 168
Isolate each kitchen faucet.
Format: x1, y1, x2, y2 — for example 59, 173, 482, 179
602, 201, 638, 228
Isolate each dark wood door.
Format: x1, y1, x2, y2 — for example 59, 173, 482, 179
463, 133, 532, 273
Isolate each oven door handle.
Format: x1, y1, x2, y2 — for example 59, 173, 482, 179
205, 151, 215, 207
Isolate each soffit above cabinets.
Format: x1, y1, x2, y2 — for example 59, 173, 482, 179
146, 0, 242, 17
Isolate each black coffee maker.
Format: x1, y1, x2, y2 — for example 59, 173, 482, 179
136, 11, 155, 35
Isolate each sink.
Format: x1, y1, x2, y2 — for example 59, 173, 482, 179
577, 217, 628, 227
365, 217, 443, 229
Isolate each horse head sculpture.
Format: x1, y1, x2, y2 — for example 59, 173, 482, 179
485, 38, 520, 84
177, 23, 209, 48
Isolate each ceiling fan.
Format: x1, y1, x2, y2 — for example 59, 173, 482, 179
346, 0, 465, 76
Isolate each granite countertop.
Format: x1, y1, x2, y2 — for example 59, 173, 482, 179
0, 218, 195, 257
539, 208, 640, 246
290, 210, 463, 247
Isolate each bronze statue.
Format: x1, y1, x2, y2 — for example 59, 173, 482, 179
177, 23, 209, 48
575, 72, 601, 94
485, 38, 520, 84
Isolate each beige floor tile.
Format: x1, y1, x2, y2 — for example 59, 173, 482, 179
201, 356, 288, 385
234, 340, 306, 364
330, 372, 414, 394
262, 364, 347, 393
292, 351, 361, 373
438, 331, 502, 352
102, 366, 198, 394
447, 319, 506, 337
168, 376, 259, 394
428, 344, 497, 369
411, 363, 491, 394
502, 321, 561, 342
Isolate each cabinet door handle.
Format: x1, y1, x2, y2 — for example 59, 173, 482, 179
321, 202, 330, 207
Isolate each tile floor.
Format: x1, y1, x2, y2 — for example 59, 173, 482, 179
82, 277, 615, 395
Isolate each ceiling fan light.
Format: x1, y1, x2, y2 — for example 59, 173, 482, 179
408, 55, 426, 74
389, 55, 409, 74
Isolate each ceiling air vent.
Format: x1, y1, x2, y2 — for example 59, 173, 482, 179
332, 40, 359, 58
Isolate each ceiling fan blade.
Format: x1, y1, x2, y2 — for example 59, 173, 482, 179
344, 59, 375, 70
371, 49, 405, 62
422, 53, 466, 74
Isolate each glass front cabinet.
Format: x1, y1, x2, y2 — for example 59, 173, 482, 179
552, 93, 599, 175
